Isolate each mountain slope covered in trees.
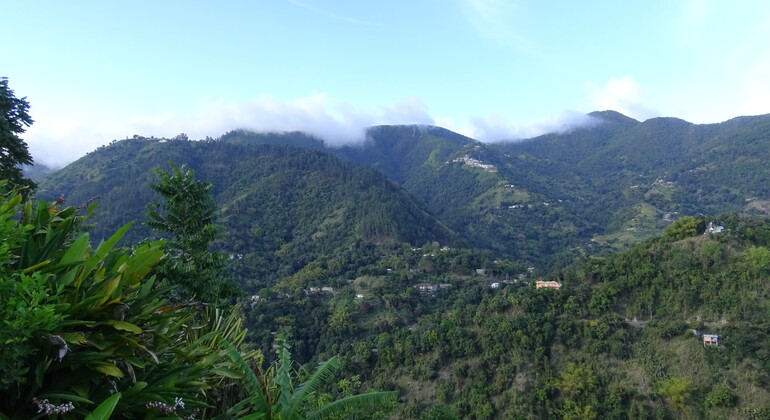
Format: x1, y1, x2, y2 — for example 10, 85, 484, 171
38, 138, 454, 289
39, 111, 770, 274
249, 212, 770, 419
31, 110, 770, 418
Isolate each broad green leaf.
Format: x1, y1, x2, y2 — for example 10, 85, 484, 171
84, 392, 121, 420
82, 223, 131, 278
139, 274, 157, 298
60, 233, 90, 265
103, 320, 143, 334
94, 223, 131, 259
96, 276, 122, 306
92, 364, 124, 377
58, 319, 97, 328
20, 259, 51, 273
61, 332, 89, 345
119, 247, 164, 285
125, 381, 148, 394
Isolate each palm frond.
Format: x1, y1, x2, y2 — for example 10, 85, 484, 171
306, 391, 397, 420
223, 341, 269, 416
288, 357, 341, 413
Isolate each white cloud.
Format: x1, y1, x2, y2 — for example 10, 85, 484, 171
24, 94, 437, 167
585, 76, 657, 120
451, 110, 598, 142
25, 90, 621, 168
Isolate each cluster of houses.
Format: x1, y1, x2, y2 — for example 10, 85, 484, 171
451, 155, 497, 172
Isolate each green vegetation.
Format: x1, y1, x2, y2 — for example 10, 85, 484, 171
220, 336, 395, 419
0, 78, 35, 191
0, 183, 394, 419
146, 162, 237, 303
23, 109, 770, 418
244, 212, 770, 418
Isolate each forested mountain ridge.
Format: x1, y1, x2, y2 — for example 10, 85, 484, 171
38, 110, 770, 272
220, 125, 595, 266
490, 111, 770, 251
38, 138, 455, 290
218, 112, 770, 265
30, 110, 770, 418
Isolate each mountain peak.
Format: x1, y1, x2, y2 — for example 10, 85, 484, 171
587, 110, 639, 125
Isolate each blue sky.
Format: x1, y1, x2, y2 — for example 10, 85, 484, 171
4, 0, 770, 166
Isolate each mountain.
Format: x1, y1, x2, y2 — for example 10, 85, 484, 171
38, 138, 454, 290
38, 110, 770, 274
489, 111, 770, 250
221, 126, 597, 266
32, 111, 770, 418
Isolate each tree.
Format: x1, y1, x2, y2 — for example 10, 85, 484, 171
657, 377, 692, 409
0, 77, 35, 191
146, 162, 237, 303
743, 245, 770, 280
663, 216, 703, 241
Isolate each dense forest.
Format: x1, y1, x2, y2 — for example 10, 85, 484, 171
243, 212, 770, 419
15, 104, 770, 418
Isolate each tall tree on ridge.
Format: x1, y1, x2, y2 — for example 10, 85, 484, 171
146, 162, 238, 304
0, 77, 35, 191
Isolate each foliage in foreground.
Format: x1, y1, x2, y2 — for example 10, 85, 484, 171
0, 77, 36, 192
0, 181, 397, 419
0, 185, 256, 418
219, 336, 396, 420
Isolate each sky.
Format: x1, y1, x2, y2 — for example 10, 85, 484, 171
3, 0, 770, 167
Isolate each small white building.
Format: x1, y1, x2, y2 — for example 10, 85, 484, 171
706, 222, 725, 234
414, 283, 438, 293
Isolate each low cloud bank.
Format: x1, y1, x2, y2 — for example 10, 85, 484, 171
451, 110, 600, 142
26, 94, 437, 167
25, 91, 630, 168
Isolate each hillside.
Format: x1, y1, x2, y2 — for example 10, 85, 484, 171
30, 110, 770, 418
248, 212, 770, 419
491, 112, 770, 251
224, 126, 598, 267
38, 138, 454, 290
39, 111, 770, 271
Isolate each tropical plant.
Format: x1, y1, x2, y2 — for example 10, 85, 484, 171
0, 185, 253, 419
219, 336, 396, 419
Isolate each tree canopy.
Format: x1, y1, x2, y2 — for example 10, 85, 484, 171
146, 162, 238, 303
0, 77, 35, 191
